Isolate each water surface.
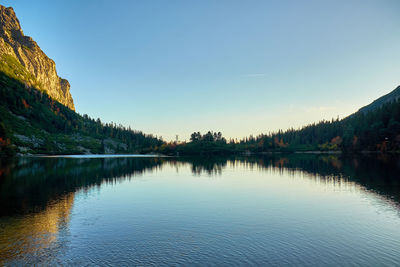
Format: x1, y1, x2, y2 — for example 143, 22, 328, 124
1, 155, 400, 266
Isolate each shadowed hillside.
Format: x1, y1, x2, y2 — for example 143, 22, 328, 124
0, 72, 163, 155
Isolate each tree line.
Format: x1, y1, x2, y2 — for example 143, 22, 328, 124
158, 98, 400, 155
1, 68, 400, 156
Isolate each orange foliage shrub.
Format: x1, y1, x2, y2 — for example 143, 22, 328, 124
21, 98, 30, 108
331, 136, 342, 145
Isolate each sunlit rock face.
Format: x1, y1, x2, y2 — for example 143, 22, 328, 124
0, 5, 75, 110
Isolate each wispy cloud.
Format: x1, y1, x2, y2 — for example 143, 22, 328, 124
242, 73, 266, 77
304, 106, 335, 113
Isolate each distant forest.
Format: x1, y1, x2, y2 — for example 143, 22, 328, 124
1, 69, 400, 156
159, 98, 400, 155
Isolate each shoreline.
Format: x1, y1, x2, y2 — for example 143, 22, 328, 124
7, 150, 400, 158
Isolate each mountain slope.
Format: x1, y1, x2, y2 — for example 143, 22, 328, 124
162, 85, 400, 155
0, 5, 164, 156
358, 86, 400, 114
0, 5, 74, 110
0, 72, 163, 155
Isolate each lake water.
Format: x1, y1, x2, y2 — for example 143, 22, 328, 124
1, 154, 400, 266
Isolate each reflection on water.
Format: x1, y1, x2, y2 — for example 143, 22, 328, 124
0, 193, 74, 263
0, 157, 165, 216
0, 154, 400, 265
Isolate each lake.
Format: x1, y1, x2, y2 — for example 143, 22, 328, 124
1, 154, 400, 266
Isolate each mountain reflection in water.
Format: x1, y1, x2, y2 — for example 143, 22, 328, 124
1, 154, 400, 216
0, 154, 399, 265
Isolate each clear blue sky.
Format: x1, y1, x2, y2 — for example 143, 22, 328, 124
3, 0, 400, 141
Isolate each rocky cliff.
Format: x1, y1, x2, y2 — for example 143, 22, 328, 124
0, 5, 74, 110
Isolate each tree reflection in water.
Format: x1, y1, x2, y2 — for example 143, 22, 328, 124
0, 154, 399, 264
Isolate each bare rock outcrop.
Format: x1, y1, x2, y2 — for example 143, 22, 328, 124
0, 5, 74, 110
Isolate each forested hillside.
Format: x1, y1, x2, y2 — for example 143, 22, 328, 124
0, 72, 163, 156
0, 5, 165, 156
1, 4, 399, 157
1, 67, 399, 157
159, 88, 400, 155
242, 98, 400, 153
